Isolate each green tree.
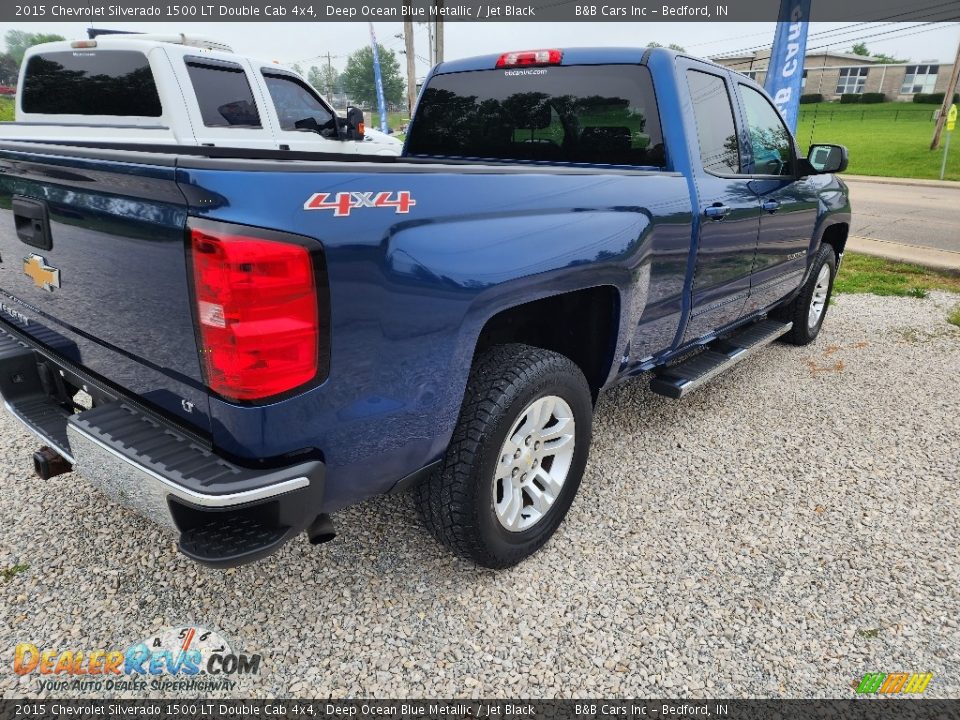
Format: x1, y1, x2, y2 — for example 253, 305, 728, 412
4, 30, 66, 65
341, 44, 404, 108
0, 53, 18, 85
646, 42, 686, 51
321, 65, 341, 96
871, 52, 908, 64
306, 65, 342, 98
850, 42, 907, 63
306, 65, 323, 92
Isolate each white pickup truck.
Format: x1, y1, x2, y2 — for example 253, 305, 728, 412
2, 33, 402, 156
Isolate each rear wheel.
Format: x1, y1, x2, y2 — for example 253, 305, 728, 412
415, 344, 593, 568
777, 244, 837, 346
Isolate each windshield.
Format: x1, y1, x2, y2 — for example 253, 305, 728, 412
406, 64, 665, 167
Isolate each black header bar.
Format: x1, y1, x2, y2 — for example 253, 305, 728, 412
2, 700, 959, 719
3, 0, 960, 22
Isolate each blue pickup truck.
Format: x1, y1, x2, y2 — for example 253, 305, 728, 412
0, 47, 850, 569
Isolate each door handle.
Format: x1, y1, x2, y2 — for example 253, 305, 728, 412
762, 199, 780, 213
704, 204, 730, 220
12, 196, 53, 251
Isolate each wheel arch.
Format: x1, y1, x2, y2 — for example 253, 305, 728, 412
820, 221, 849, 260
472, 285, 622, 403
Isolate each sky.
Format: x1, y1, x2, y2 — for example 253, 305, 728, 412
4, 21, 959, 81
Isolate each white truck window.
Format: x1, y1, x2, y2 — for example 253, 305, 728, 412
185, 58, 261, 128
262, 71, 334, 131
21, 50, 162, 117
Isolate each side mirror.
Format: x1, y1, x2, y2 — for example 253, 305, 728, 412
346, 106, 365, 140
294, 117, 322, 133
296, 116, 344, 140
806, 144, 848, 174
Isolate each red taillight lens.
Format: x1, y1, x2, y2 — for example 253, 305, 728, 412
189, 221, 323, 402
496, 49, 562, 68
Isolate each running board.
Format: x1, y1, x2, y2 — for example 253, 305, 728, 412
650, 320, 792, 399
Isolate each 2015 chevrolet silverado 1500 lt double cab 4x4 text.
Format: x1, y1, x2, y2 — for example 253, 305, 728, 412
0, 47, 850, 569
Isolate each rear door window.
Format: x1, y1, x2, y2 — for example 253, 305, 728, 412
21, 50, 161, 116
185, 58, 262, 128
686, 70, 740, 174
406, 64, 665, 167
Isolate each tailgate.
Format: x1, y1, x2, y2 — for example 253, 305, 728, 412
0, 144, 210, 434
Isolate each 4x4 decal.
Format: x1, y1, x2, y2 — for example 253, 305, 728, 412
304, 191, 416, 217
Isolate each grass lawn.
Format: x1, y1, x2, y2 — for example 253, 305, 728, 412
0, 97, 13, 122
949, 305, 960, 328
795, 102, 959, 181
834, 252, 960, 297
797, 101, 936, 121
370, 111, 409, 133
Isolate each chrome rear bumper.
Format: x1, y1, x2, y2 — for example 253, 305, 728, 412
0, 321, 325, 566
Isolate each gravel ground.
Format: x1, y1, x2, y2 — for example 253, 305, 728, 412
1, 291, 958, 699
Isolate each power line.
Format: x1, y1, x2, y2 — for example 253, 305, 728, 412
691, 18, 923, 52
718, 22, 958, 69
714, 18, 951, 61
707, 2, 960, 59
294, 53, 341, 66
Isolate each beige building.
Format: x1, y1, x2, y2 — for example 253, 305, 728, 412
712, 50, 956, 102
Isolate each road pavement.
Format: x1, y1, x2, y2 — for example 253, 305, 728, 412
845, 176, 959, 254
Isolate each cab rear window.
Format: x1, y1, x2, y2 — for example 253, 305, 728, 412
21, 50, 162, 117
406, 64, 665, 167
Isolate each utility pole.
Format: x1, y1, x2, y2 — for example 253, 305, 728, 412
403, 15, 416, 117
325, 51, 335, 101
427, 22, 434, 66
931, 36, 960, 150
434, 0, 445, 64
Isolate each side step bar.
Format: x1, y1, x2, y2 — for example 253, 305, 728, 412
650, 320, 792, 399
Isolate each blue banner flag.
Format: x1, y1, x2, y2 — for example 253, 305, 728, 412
763, 0, 811, 132
369, 23, 390, 135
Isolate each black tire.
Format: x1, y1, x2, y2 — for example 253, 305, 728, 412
415, 344, 593, 569
776, 244, 837, 346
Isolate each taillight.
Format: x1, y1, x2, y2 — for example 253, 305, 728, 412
188, 220, 326, 402
496, 49, 562, 68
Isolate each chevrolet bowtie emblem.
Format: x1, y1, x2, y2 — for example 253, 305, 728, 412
23, 254, 60, 292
